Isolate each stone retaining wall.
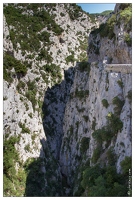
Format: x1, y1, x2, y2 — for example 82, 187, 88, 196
105, 64, 132, 73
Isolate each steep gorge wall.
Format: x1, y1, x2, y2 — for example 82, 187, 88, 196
3, 3, 132, 197
59, 61, 132, 192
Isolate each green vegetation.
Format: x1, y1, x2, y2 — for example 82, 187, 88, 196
4, 4, 63, 55
83, 115, 89, 122
19, 122, 31, 134
24, 157, 47, 196
92, 127, 113, 144
67, 3, 83, 20
124, 33, 132, 46
75, 89, 89, 99
78, 62, 90, 72
38, 31, 50, 43
92, 145, 102, 164
119, 4, 132, 32
99, 10, 113, 16
24, 144, 31, 152
3, 135, 26, 196
3, 96, 8, 101
78, 52, 87, 62
106, 112, 123, 133
80, 137, 90, 153
92, 117, 96, 131
117, 79, 124, 88
78, 38, 88, 51
91, 14, 116, 39
17, 80, 25, 91
112, 96, 125, 116
91, 4, 131, 41
120, 156, 132, 175
25, 80, 37, 110
91, 10, 113, 17
107, 147, 117, 165
42, 64, 62, 83
3, 53, 27, 83
102, 99, 109, 108
65, 54, 75, 64
92, 111, 123, 164
60, 12, 65, 17
37, 49, 53, 62
79, 159, 129, 197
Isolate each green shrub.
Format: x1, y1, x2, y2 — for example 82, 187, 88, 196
92, 127, 113, 144
92, 117, 96, 130
120, 156, 132, 175
119, 3, 131, 10
92, 145, 102, 164
78, 62, 90, 72
3, 135, 26, 196
31, 133, 36, 143
80, 137, 90, 153
19, 122, 30, 134
28, 113, 33, 118
17, 81, 25, 91
102, 99, 109, 108
42, 64, 62, 83
24, 144, 31, 152
106, 112, 123, 133
3, 53, 27, 78
119, 4, 132, 31
112, 96, 125, 115
78, 38, 88, 51
25, 80, 37, 110
117, 80, 124, 88
81, 165, 101, 189
83, 115, 89, 122
38, 31, 50, 43
26, 90, 37, 110
60, 12, 65, 17
68, 4, 83, 20
75, 89, 89, 99
3, 69, 13, 83
91, 14, 116, 39
65, 54, 75, 64
4, 4, 63, 56
124, 33, 132, 46
107, 147, 117, 165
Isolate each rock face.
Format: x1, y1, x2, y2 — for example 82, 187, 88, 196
87, 4, 132, 64
3, 3, 95, 164
60, 61, 132, 181
3, 3, 132, 197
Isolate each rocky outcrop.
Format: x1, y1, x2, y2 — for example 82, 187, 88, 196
87, 4, 132, 64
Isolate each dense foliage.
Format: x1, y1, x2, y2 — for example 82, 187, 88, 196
80, 137, 90, 153
102, 99, 109, 108
80, 163, 129, 196
3, 135, 26, 196
3, 53, 27, 82
4, 4, 63, 54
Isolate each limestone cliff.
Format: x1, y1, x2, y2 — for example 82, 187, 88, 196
3, 3, 132, 197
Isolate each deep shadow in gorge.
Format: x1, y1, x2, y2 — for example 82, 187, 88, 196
24, 66, 75, 197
